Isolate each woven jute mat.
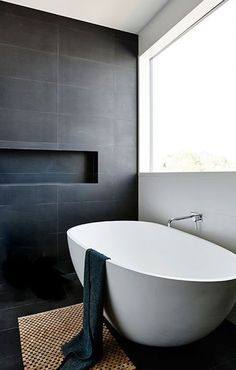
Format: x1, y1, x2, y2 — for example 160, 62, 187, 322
18, 303, 135, 370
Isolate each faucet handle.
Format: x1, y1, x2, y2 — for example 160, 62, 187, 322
191, 212, 203, 230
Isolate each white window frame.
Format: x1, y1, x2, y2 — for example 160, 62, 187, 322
139, 0, 227, 173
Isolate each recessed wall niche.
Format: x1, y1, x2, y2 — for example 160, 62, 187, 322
0, 149, 98, 184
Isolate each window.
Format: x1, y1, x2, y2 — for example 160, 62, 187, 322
139, 0, 236, 173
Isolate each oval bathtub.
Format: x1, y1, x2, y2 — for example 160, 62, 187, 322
67, 221, 236, 346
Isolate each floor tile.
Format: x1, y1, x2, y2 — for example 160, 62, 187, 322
0, 355, 23, 370
0, 328, 21, 359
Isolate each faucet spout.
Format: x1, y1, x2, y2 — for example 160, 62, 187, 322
167, 212, 203, 229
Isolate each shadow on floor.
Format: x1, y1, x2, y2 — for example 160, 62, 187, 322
108, 319, 236, 370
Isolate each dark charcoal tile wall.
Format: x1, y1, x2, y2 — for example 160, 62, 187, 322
0, 2, 138, 278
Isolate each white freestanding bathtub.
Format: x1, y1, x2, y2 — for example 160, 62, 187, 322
67, 221, 236, 346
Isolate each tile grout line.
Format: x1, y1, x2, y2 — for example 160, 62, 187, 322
0, 106, 127, 120
56, 21, 60, 260
0, 41, 136, 69
0, 74, 56, 85
0, 41, 57, 56
0, 74, 127, 92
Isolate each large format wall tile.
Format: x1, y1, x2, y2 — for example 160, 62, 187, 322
59, 26, 115, 63
59, 55, 114, 90
59, 85, 114, 116
57, 174, 114, 203
114, 93, 137, 120
58, 15, 115, 37
0, 1, 138, 275
0, 44, 57, 82
0, 109, 57, 143
0, 77, 57, 112
114, 119, 137, 146
114, 144, 137, 174
0, 1, 57, 24
114, 65, 137, 94
58, 114, 114, 146
0, 185, 57, 206
0, 12, 57, 52
58, 200, 122, 233
57, 232, 74, 273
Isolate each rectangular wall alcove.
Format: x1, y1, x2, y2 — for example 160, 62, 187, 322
0, 149, 98, 184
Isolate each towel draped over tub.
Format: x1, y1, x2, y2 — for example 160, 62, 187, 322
58, 248, 109, 370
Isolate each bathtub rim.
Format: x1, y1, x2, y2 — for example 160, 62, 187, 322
67, 220, 236, 284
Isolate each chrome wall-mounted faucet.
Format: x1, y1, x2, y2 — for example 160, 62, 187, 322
167, 212, 203, 230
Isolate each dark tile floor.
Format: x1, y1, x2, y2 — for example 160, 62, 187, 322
110, 321, 236, 370
0, 273, 235, 370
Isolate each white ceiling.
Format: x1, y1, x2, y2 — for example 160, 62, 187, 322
3, 0, 168, 33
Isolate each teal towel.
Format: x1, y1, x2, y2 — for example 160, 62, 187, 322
58, 249, 109, 370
